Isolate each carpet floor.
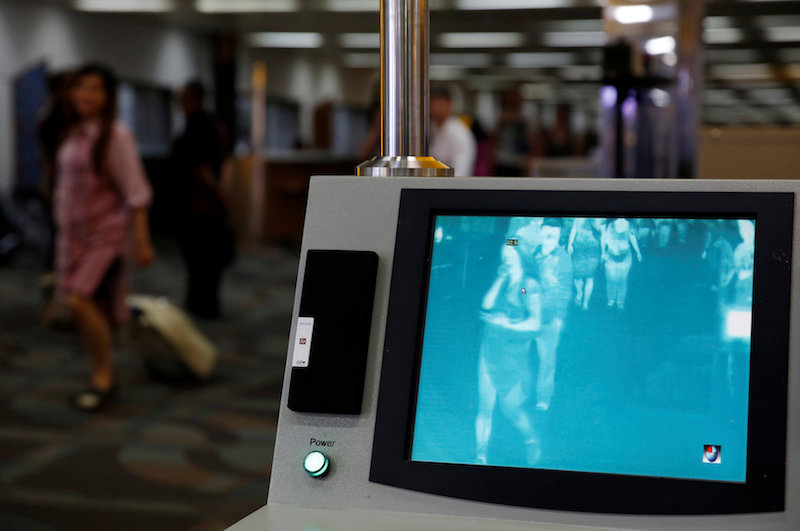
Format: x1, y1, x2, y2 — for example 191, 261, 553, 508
0, 240, 298, 530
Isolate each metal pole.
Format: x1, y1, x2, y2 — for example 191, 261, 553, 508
357, 0, 452, 177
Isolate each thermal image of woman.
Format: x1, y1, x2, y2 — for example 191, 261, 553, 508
601, 218, 642, 310
476, 243, 542, 466
567, 217, 602, 311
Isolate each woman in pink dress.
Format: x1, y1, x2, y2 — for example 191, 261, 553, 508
55, 64, 155, 411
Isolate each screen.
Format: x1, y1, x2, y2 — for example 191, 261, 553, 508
412, 215, 755, 483
372, 189, 790, 515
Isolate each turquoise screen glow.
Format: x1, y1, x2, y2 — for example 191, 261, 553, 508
411, 215, 754, 482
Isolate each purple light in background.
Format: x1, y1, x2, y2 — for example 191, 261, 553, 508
600, 85, 617, 109
622, 94, 638, 121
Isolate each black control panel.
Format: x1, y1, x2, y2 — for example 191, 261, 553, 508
287, 250, 379, 414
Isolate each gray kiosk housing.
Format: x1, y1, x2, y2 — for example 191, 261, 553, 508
232, 176, 800, 530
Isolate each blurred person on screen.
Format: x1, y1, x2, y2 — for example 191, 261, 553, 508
567, 217, 603, 311
531, 219, 573, 412
476, 241, 542, 466
601, 218, 642, 310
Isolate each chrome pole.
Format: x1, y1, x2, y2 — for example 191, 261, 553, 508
356, 0, 452, 177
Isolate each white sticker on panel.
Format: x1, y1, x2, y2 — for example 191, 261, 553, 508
292, 317, 315, 367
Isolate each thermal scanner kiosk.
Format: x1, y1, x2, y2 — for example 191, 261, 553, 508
230, 1, 797, 528
229, 175, 799, 531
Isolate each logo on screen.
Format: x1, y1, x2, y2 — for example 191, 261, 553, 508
703, 445, 721, 464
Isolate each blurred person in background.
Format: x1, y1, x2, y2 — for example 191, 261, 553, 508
543, 103, 580, 158
469, 117, 492, 176
37, 71, 73, 270
490, 90, 536, 177
171, 80, 233, 319
55, 63, 155, 411
37, 72, 73, 328
357, 80, 381, 161
429, 88, 476, 177
38, 72, 73, 198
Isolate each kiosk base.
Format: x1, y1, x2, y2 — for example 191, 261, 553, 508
229, 504, 597, 531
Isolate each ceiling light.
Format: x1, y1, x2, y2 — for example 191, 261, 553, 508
704, 16, 734, 30
611, 5, 653, 25
75, 0, 175, 11
456, 0, 574, 8
780, 106, 800, 121
747, 88, 794, 103
247, 32, 323, 48
710, 64, 773, 81
466, 76, 519, 90
339, 33, 380, 48
507, 52, 573, 67
644, 36, 675, 55
550, 19, 604, 32
325, 0, 378, 11
343, 53, 379, 68
440, 32, 525, 48
756, 15, 800, 28
704, 28, 743, 45
559, 65, 602, 81
431, 53, 492, 68
705, 49, 761, 64
196, 0, 298, 12
779, 49, 800, 63
742, 108, 770, 124
703, 89, 739, 105
542, 31, 605, 47
430, 66, 467, 81
764, 26, 800, 43
521, 83, 555, 99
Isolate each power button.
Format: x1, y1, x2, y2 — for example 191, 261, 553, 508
303, 451, 330, 478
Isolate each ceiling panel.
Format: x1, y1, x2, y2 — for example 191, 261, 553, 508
54, 0, 800, 125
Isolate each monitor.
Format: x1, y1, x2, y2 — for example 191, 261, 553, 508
372, 188, 791, 515
236, 176, 799, 531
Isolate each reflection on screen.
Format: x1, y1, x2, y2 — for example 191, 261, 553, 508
412, 216, 754, 483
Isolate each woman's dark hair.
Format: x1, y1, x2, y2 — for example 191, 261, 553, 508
64, 63, 118, 175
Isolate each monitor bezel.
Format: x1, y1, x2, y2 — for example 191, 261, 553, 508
370, 188, 792, 515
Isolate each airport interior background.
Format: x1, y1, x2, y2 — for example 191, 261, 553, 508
0, 0, 799, 529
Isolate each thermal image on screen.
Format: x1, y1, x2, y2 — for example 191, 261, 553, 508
411, 216, 755, 483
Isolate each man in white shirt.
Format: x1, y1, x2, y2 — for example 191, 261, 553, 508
430, 88, 477, 177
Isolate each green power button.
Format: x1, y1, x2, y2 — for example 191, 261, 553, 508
303, 451, 329, 478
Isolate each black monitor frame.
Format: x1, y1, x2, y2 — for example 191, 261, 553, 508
370, 188, 793, 515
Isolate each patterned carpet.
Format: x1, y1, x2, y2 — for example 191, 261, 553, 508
0, 240, 298, 530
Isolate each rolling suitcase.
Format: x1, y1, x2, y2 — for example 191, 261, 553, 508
128, 294, 218, 381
